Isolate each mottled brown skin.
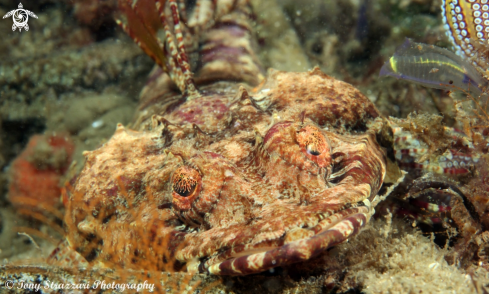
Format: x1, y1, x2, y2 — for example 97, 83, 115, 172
55, 68, 388, 276
46, 0, 389, 278
2, 0, 487, 290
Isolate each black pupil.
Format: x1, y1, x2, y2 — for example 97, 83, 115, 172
173, 178, 196, 197
307, 144, 320, 156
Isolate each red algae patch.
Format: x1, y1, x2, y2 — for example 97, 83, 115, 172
8, 134, 74, 212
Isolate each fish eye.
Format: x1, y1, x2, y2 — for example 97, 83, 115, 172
172, 166, 200, 197
297, 125, 331, 168
306, 143, 321, 156
171, 166, 202, 210
173, 176, 197, 197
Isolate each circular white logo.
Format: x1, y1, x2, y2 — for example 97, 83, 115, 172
2, 3, 37, 32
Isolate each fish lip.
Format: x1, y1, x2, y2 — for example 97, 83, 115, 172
195, 206, 372, 276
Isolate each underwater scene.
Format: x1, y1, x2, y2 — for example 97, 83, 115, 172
0, 0, 489, 293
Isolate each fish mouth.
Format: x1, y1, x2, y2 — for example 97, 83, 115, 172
174, 130, 386, 275
192, 203, 373, 276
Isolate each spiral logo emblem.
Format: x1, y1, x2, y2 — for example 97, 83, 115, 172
2, 3, 37, 32
13, 10, 28, 26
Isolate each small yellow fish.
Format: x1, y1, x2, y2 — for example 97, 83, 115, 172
380, 39, 487, 96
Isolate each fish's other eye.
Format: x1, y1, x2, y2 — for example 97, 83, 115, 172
297, 125, 331, 168
172, 166, 202, 210
306, 144, 321, 156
